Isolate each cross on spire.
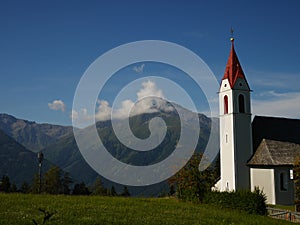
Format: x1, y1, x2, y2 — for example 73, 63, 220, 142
230, 28, 234, 42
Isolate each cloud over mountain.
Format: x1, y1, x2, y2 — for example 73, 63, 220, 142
252, 91, 300, 119
71, 80, 175, 127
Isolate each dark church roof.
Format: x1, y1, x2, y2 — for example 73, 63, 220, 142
252, 116, 300, 152
249, 116, 300, 166
248, 139, 300, 166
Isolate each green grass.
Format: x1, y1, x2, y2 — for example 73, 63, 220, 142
269, 205, 295, 211
0, 193, 293, 225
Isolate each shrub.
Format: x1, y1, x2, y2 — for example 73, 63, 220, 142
168, 153, 218, 202
203, 188, 267, 215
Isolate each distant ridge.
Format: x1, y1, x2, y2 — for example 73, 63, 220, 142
0, 113, 72, 152
0, 128, 52, 186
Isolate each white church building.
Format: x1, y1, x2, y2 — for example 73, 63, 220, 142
215, 37, 300, 205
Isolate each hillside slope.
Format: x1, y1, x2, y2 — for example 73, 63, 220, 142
0, 113, 72, 152
0, 129, 52, 186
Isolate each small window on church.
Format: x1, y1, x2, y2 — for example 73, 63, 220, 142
280, 172, 288, 191
226, 182, 229, 191
238, 94, 245, 113
224, 95, 228, 114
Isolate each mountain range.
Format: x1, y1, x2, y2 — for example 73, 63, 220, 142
0, 129, 53, 186
0, 106, 219, 195
0, 113, 72, 152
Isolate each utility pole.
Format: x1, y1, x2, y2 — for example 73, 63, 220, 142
37, 151, 44, 194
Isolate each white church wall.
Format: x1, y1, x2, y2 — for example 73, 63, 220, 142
250, 168, 275, 205
219, 114, 235, 191
219, 77, 252, 191
219, 80, 236, 191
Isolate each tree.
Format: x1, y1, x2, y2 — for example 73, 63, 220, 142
168, 153, 218, 202
20, 181, 30, 193
168, 184, 175, 197
121, 186, 130, 197
110, 186, 117, 196
31, 173, 41, 194
10, 183, 17, 192
0, 175, 11, 192
61, 172, 73, 195
72, 182, 90, 195
91, 177, 107, 195
43, 166, 62, 194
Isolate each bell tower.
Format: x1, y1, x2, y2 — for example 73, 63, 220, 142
217, 36, 253, 191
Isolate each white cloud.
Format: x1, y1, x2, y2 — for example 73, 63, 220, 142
71, 80, 175, 126
133, 64, 145, 73
70, 109, 79, 120
137, 80, 164, 99
48, 100, 66, 112
247, 70, 300, 119
257, 90, 288, 98
252, 91, 300, 119
71, 108, 91, 127
99, 80, 174, 121
248, 70, 300, 90
95, 100, 112, 121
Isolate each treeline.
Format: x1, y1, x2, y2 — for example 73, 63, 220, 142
0, 166, 130, 197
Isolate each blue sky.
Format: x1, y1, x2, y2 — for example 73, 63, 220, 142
0, 0, 300, 126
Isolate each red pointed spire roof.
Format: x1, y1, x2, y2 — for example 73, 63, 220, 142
222, 39, 246, 88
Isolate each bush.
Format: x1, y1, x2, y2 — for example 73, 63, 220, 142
168, 153, 218, 202
203, 188, 267, 215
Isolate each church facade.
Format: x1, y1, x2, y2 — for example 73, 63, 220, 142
215, 38, 300, 205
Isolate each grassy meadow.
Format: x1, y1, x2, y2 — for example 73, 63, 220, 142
0, 193, 293, 225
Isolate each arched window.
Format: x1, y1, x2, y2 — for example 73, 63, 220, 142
224, 95, 228, 114
280, 172, 288, 191
238, 94, 245, 113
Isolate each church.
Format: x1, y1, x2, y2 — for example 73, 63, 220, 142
215, 36, 300, 205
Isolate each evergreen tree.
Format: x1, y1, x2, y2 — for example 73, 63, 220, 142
20, 181, 30, 193
61, 172, 73, 195
0, 175, 11, 192
10, 183, 17, 192
168, 184, 175, 196
30, 173, 41, 194
91, 177, 107, 195
43, 166, 62, 194
110, 186, 117, 196
121, 186, 130, 197
72, 182, 90, 195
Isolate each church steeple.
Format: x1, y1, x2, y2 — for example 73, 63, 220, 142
215, 34, 253, 192
221, 39, 248, 89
